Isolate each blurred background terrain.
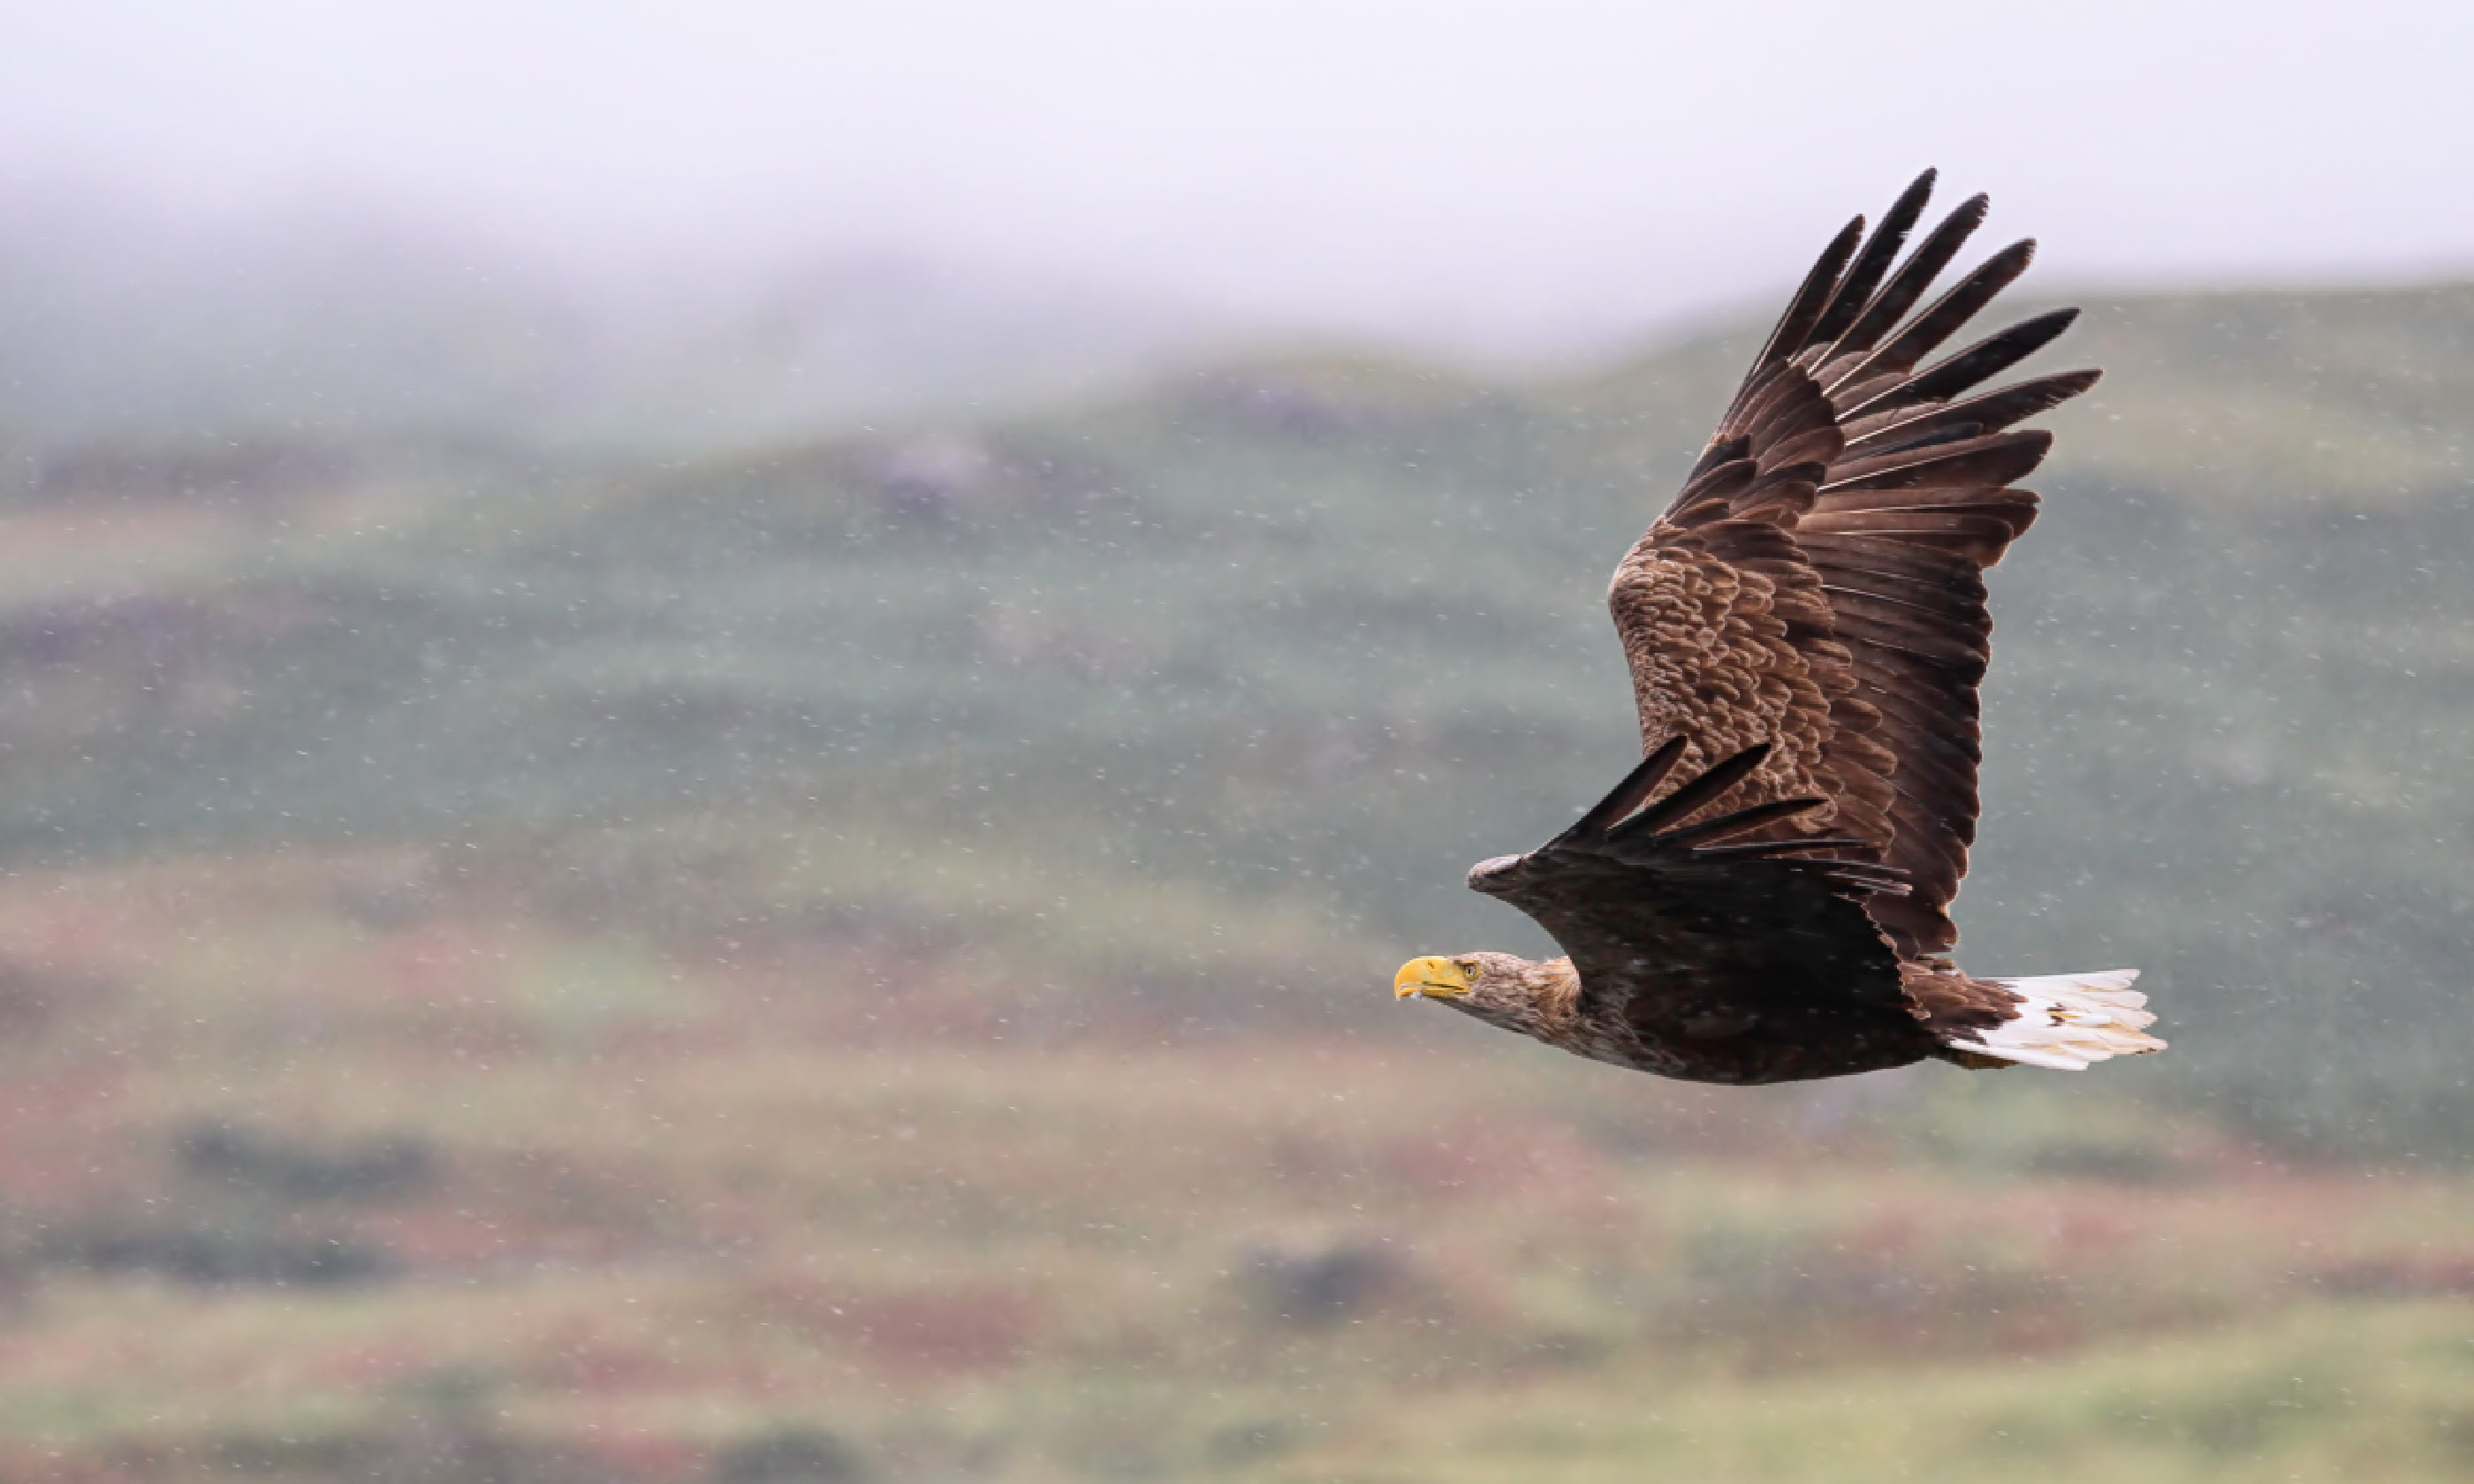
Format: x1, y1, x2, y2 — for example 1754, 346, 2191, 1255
0, 3, 2470, 1480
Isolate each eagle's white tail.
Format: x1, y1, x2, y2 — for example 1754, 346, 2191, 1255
1941, 970, 2165, 1071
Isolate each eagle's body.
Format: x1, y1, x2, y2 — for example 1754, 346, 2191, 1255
1395, 171, 2164, 1082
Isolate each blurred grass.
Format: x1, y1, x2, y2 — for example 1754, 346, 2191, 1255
1289, 1301, 2474, 1483
0, 842, 2468, 1480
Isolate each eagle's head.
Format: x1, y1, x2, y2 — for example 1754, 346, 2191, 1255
1392, 951, 1559, 1035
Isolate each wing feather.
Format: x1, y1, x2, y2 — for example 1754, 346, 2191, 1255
1808, 170, 1939, 348
1822, 192, 1988, 363
1881, 308, 2081, 411
1841, 370, 2102, 453
1817, 430, 2052, 493
1475, 746, 1934, 1081
1610, 169, 2096, 956
1829, 239, 2038, 390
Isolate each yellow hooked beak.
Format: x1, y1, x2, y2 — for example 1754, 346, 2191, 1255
1394, 956, 1474, 1000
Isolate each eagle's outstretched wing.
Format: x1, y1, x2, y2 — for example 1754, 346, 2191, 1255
1609, 169, 2097, 956
1471, 740, 1939, 1082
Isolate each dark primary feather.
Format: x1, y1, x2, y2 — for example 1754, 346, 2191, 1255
1528, 744, 1902, 893
1618, 741, 1777, 836
1728, 218, 1866, 425
1687, 836, 1878, 860
1824, 191, 1988, 363
1651, 796, 1831, 851
1807, 169, 1938, 348
1829, 238, 2038, 401
1880, 307, 2082, 413
1556, 736, 1690, 843
1840, 369, 2103, 455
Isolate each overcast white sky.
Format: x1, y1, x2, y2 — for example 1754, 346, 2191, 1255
6, 0, 2473, 356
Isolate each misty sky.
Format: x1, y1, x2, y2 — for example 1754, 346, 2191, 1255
7, 0, 2473, 357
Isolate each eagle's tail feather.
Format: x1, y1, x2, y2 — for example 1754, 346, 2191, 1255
1940, 970, 2164, 1071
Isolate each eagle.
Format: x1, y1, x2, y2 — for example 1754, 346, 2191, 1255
1393, 170, 2164, 1083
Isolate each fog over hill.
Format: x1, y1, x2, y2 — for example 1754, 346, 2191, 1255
0, 194, 1234, 447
